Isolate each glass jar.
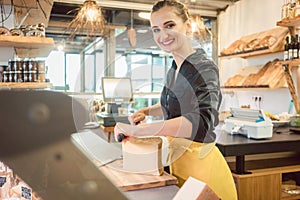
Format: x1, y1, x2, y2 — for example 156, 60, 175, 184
15, 60, 23, 82
290, 114, 300, 127
29, 60, 37, 82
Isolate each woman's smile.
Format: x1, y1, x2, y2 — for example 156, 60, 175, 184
161, 38, 175, 46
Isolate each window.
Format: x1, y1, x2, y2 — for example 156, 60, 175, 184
45, 51, 65, 88
84, 54, 95, 92
66, 54, 81, 92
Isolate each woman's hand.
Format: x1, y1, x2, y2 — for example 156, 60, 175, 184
129, 112, 146, 124
114, 122, 135, 142
129, 108, 149, 124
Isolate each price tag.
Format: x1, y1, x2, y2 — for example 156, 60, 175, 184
21, 186, 32, 200
0, 176, 6, 187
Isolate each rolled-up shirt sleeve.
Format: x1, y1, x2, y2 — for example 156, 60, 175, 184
182, 60, 221, 143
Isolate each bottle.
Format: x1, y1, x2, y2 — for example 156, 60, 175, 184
294, 34, 299, 59
289, 35, 294, 59
282, 0, 289, 19
284, 36, 289, 60
295, 0, 300, 16
289, 0, 296, 18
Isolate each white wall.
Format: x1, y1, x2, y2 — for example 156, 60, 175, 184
218, 0, 293, 115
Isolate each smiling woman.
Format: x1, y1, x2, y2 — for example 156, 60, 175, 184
113, 0, 237, 199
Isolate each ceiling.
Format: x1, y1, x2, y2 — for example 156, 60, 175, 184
45, 0, 240, 53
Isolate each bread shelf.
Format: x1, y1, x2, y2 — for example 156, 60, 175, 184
0, 36, 54, 58
220, 27, 288, 59
0, 82, 53, 89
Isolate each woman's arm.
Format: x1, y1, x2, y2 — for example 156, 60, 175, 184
114, 116, 192, 140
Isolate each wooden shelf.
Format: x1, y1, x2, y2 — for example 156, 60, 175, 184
0, 82, 52, 89
232, 156, 300, 200
219, 48, 284, 59
281, 191, 300, 200
221, 86, 288, 91
277, 16, 300, 28
0, 36, 54, 58
278, 59, 300, 67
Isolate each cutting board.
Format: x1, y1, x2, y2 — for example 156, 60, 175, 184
98, 160, 178, 191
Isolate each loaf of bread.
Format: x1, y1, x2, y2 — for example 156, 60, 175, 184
224, 74, 246, 87
260, 35, 277, 48
256, 61, 281, 86
242, 73, 260, 86
122, 137, 163, 176
244, 38, 262, 51
220, 40, 247, 55
224, 58, 287, 88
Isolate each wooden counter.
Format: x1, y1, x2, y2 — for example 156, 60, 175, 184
72, 131, 179, 198
216, 127, 300, 200
216, 127, 300, 174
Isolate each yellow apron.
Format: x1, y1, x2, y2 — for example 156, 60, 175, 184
167, 137, 237, 200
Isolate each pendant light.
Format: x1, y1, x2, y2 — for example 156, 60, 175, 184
128, 10, 136, 47
68, 0, 106, 38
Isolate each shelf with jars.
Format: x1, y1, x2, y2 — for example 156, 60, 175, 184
0, 60, 52, 89
279, 0, 300, 30
0, 35, 54, 58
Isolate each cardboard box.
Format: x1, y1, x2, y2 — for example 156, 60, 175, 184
173, 176, 220, 200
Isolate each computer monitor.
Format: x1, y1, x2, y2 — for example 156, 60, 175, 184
101, 77, 133, 114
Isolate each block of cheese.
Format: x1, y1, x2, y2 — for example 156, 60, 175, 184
173, 176, 220, 200
122, 137, 163, 176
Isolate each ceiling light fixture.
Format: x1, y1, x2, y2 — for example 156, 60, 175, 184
128, 10, 136, 47
68, 0, 107, 39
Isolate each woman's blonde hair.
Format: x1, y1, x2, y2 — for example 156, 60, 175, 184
151, 0, 190, 22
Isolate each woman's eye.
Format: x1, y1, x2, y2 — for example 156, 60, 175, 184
152, 28, 160, 33
166, 24, 175, 29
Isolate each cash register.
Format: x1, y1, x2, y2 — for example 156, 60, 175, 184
97, 77, 132, 126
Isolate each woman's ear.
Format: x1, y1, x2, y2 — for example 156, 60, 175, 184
185, 19, 193, 37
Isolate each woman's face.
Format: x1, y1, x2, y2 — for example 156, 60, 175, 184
150, 6, 191, 54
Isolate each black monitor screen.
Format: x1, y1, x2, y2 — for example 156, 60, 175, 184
102, 77, 133, 103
